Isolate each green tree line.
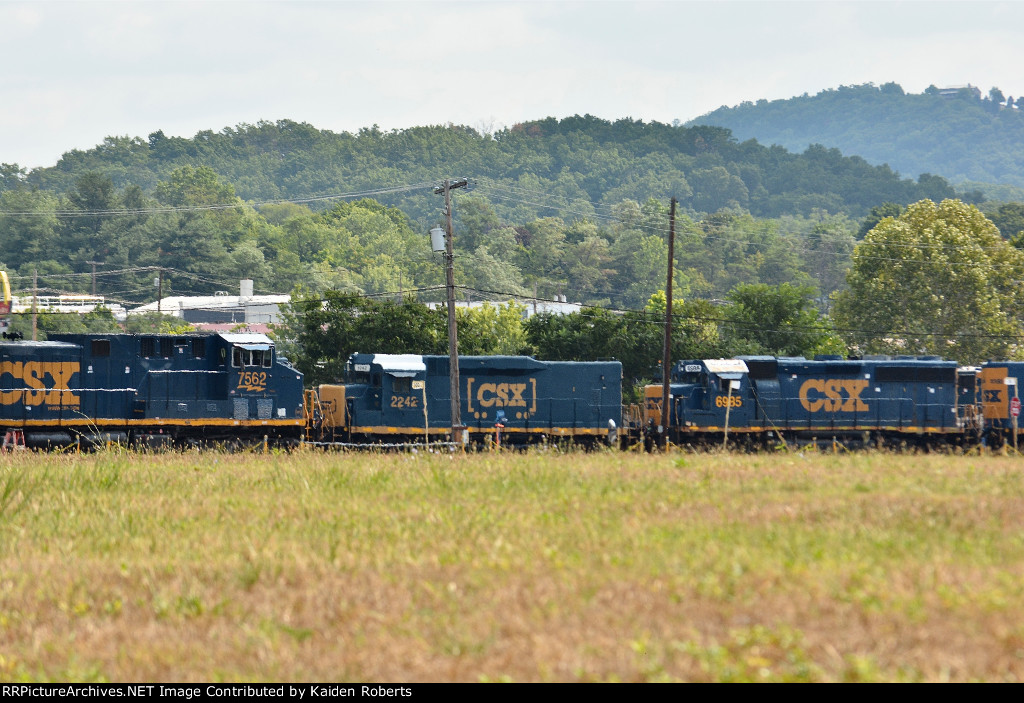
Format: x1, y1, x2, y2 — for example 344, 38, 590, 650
2, 114, 963, 227
0, 165, 863, 311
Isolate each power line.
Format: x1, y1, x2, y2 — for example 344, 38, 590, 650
0, 182, 437, 217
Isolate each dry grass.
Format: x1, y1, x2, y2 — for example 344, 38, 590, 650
1, 447, 1024, 682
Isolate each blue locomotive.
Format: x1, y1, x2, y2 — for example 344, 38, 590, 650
644, 355, 981, 449
0, 332, 305, 449
315, 352, 622, 446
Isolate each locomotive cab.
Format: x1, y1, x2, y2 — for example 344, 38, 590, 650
317, 353, 428, 441
646, 359, 752, 442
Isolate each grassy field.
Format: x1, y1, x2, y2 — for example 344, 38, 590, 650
1, 446, 1024, 682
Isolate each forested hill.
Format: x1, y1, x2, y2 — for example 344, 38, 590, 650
688, 83, 1024, 192
4, 115, 962, 225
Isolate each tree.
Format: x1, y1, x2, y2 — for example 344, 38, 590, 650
456, 301, 529, 356
609, 225, 668, 308
124, 312, 196, 334
155, 165, 236, 207
524, 308, 622, 364
514, 216, 567, 289
0, 163, 27, 192
564, 234, 614, 300
82, 307, 123, 332
60, 172, 121, 267
722, 282, 845, 357
274, 291, 446, 386
460, 246, 526, 298
832, 199, 1024, 363
0, 190, 60, 271
453, 195, 502, 252
989, 202, 1024, 241
857, 202, 903, 239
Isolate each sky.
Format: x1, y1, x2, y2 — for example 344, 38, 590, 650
2, 0, 1023, 169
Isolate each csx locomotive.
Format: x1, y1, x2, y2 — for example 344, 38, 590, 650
0, 332, 305, 449
314, 352, 623, 446
641, 355, 1024, 450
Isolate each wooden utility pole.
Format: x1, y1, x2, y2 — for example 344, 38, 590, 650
433, 177, 469, 443
660, 197, 677, 449
86, 260, 103, 296
31, 269, 38, 341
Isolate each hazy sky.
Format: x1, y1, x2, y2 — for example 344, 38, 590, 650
2, 0, 1022, 169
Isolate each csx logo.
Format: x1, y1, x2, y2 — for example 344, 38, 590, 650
466, 377, 537, 413
0, 361, 80, 407
799, 378, 869, 412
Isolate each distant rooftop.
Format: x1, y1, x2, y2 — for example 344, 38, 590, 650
425, 298, 581, 318
129, 279, 290, 326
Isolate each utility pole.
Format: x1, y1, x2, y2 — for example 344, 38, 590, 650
660, 197, 677, 450
31, 269, 38, 342
86, 260, 103, 296
157, 268, 164, 315
433, 177, 469, 443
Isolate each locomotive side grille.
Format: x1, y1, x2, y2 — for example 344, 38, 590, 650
257, 399, 273, 420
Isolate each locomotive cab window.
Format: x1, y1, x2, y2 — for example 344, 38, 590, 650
347, 363, 372, 384
91, 339, 110, 357
232, 345, 273, 368
718, 376, 741, 392
391, 377, 412, 394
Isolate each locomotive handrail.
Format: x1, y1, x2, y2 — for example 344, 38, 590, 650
303, 389, 325, 440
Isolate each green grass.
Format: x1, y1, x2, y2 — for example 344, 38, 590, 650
1, 448, 1024, 681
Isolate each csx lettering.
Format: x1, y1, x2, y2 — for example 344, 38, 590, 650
0, 361, 80, 407
799, 379, 869, 412
476, 382, 528, 408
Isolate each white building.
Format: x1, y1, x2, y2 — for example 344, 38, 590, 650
128, 279, 290, 327
11, 294, 127, 322
426, 297, 581, 319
